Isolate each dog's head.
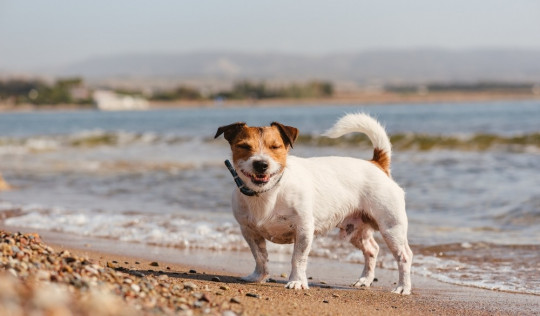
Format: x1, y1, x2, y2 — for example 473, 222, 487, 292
215, 122, 298, 190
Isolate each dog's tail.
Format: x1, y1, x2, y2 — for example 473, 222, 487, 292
322, 113, 392, 176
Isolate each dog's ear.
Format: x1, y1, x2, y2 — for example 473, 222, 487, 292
215, 122, 246, 143
271, 122, 298, 148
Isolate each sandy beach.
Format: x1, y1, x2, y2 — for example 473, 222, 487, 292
1, 226, 539, 316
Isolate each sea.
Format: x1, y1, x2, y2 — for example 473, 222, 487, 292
0, 100, 539, 295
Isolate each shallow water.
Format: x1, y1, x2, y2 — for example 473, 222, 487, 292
1, 101, 539, 294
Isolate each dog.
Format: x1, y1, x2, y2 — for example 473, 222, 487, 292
215, 113, 413, 295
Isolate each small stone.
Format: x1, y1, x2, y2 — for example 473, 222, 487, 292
64, 257, 77, 264
112, 260, 118, 264
246, 293, 259, 298
106, 261, 118, 269
130, 284, 141, 293
150, 261, 159, 267
280, 273, 287, 278
158, 274, 168, 281
267, 278, 277, 283
211, 276, 221, 282
135, 261, 140, 264
200, 293, 211, 302
373, 278, 378, 282
189, 269, 197, 273
230, 297, 241, 304
166, 266, 171, 270
304, 293, 312, 296
323, 300, 329, 304
219, 285, 230, 291
132, 271, 144, 277
320, 281, 327, 284
183, 282, 198, 291
332, 293, 340, 298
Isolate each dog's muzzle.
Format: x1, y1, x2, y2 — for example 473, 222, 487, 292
224, 160, 283, 197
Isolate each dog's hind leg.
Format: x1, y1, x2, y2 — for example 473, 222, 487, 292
350, 224, 379, 288
380, 223, 413, 295
240, 227, 269, 283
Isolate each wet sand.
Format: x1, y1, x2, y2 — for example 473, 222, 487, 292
1, 226, 539, 315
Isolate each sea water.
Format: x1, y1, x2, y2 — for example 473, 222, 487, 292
0, 100, 539, 294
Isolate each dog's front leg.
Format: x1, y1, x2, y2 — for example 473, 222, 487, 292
240, 226, 269, 283
285, 226, 313, 289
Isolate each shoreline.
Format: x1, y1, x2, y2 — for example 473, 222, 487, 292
2, 225, 539, 315
1, 91, 539, 113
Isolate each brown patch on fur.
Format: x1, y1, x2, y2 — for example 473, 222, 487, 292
370, 148, 390, 176
361, 212, 380, 231
224, 125, 292, 170
270, 122, 298, 148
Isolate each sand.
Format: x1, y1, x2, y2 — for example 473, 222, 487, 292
1, 226, 539, 315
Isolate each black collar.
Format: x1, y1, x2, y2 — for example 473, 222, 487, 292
224, 160, 283, 197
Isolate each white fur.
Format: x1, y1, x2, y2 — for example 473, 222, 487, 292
229, 113, 413, 294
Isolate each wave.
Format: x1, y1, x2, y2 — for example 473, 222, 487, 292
297, 132, 540, 152
2, 202, 539, 295
0, 130, 191, 153
1, 130, 539, 153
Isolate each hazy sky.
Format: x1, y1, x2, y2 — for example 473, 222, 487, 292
1, 0, 539, 70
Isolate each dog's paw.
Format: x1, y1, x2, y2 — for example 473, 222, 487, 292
285, 280, 309, 290
240, 272, 268, 283
352, 276, 374, 288
391, 285, 411, 295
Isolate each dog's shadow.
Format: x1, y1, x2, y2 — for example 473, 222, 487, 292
113, 266, 350, 290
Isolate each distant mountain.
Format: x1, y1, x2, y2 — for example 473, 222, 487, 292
53, 49, 540, 83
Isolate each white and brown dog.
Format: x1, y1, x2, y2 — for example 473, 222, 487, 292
215, 113, 413, 295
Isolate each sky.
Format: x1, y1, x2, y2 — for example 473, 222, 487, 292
1, 0, 539, 70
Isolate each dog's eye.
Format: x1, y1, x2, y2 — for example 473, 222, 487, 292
270, 145, 282, 150
237, 144, 252, 150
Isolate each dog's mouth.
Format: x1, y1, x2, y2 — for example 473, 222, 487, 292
241, 170, 278, 186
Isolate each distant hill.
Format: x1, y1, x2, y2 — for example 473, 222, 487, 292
50, 49, 540, 83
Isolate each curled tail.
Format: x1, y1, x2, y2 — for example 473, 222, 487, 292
322, 113, 392, 176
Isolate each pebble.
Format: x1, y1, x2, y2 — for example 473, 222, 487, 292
280, 273, 288, 278
131, 284, 141, 293
0, 231, 241, 315
246, 293, 259, 298
157, 274, 168, 281
183, 282, 198, 291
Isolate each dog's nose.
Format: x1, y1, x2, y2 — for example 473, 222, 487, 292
253, 160, 269, 173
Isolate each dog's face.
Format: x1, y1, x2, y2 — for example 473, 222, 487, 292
215, 122, 298, 189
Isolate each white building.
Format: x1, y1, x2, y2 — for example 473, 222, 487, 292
93, 90, 149, 111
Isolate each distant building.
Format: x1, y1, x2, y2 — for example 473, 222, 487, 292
93, 90, 149, 111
